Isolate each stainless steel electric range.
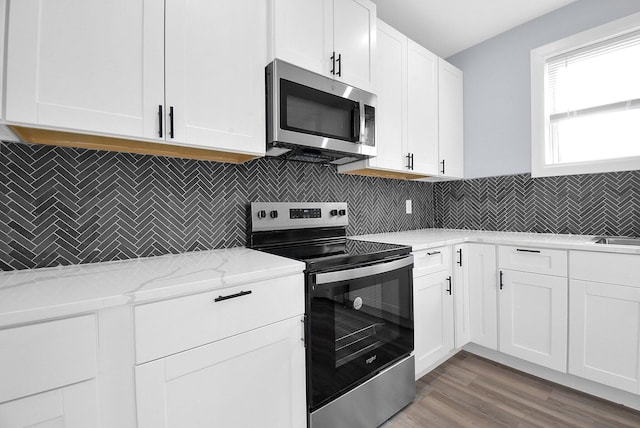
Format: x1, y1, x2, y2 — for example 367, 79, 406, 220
249, 202, 415, 428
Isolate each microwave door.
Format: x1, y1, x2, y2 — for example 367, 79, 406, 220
280, 79, 358, 143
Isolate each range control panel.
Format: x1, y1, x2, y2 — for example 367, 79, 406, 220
251, 202, 348, 232
290, 208, 322, 219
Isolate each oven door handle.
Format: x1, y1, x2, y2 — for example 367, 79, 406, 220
314, 256, 414, 285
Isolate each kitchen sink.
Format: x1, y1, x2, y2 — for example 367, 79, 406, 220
591, 236, 640, 246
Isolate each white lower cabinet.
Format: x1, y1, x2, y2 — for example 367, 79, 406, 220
568, 250, 640, 394
0, 380, 98, 428
135, 316, 306, 428
452, 244, 470, 348
466, 244, 498, 350
0, 314, 106, 428
413, 268, 454, 377
498, 270, 568, 372
569, 279, 640, 394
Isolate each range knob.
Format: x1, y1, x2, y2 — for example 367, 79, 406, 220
257, 210, 267, 219
330, 209, 338, 216
339, 209, 347, 216
270, 210, 278, 219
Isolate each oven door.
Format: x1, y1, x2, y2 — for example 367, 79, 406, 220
307, 256, 414, 411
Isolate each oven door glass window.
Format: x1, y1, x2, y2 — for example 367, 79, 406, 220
280, 79, 359, 142
308, 263, 413, 410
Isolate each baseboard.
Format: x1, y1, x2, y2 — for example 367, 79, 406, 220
463, 343, 640, 412
414, 348, 462, 381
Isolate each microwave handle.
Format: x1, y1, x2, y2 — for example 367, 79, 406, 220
352, 103, 361, 142
358, 101, 366, 143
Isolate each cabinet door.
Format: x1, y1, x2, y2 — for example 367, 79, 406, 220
453, 244, 470, 348
0, 0, 6, 120
414, 270, 454, 377
467, 244, 498, 350
499, 270, 567, 372
369, 20, 406, 171
0, 380, 98, 428
407, 40, 439, 175
165, 0, 266, 156
5, 0, 164, 140
333, 0, 376, 92
569, 280, 640, 394
136, 316, 306, 428
438, 59, 464, 178
269, 0, 333, 76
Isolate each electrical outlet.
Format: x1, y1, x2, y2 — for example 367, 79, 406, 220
405, 200, 412, 214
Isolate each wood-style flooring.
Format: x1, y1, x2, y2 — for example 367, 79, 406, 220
382, 351, 640, 427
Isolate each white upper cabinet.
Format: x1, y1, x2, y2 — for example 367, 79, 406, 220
269, 0, 333, 77
332, 0, 376, 91
269, 0, 376, 92
438, 59, 464, 178
165, 0, 267, 155
5, 0, 266, 159
407, 40, 439, 175
5, 0, 164, 140
367, 19, 406, 171
339, 20, 463, 180
0, 0, 6, 121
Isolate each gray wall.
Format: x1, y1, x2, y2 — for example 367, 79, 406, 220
447, 0, 640, 179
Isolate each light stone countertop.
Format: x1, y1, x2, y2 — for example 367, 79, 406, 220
0, 247, 305, 328
351, 228, 640, 255
2, 228, 638, 328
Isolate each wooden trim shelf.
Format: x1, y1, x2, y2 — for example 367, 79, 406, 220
9, 126, 261, 164
341, 167, 431, 180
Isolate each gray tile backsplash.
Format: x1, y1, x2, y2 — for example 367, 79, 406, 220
0, 141, 434, 270
433, 172, 640, 237
2, 140, 639, 271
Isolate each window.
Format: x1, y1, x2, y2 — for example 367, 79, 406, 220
531, 12, 640, 177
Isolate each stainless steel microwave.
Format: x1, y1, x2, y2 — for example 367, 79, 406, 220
266, 59, 376, 164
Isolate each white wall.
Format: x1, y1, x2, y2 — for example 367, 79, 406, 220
447, 0, 640, 179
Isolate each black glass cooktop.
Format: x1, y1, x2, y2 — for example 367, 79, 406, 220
263, 238, 411, 272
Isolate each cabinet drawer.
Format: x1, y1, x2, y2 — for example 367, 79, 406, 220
0, 315, 97, 403
135, 274, 304, 364
570, 251, 640, 287
498, 246, 567, 277
413, 246, 451, 277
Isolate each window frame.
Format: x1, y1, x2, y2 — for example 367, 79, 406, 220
531, 12, 640, 178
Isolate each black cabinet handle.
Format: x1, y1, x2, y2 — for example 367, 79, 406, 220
516, 248, 541, 253
440, 159, 446, 174
169, 106, 175, 139
427, 251, 441, 256
158, 105, 163, 138
330, 52, 336, 75
499, 271, 504, 290
457, 248, 462, 266
446, 276, 452, 295
406, 153, 412, 170
214, 290, 252, 302
410, 153, 414, 170
337, 53, 342, 76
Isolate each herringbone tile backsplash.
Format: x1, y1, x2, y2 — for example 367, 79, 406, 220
0, 141, 434, 270
3, 140, 639, 271
434, 172, 640, 236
